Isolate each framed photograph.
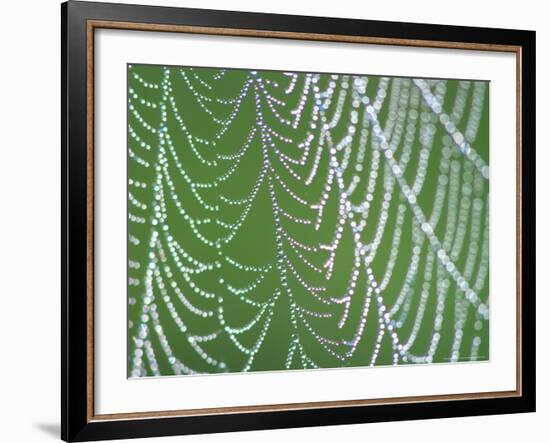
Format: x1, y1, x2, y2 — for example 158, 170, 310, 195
61, 1, 536, 441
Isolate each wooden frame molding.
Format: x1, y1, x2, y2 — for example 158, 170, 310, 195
62, 2, 535, 441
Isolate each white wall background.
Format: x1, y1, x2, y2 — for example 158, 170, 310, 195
0, 0, 546, 442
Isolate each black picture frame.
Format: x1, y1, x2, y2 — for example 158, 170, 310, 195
61, 1, 536, 441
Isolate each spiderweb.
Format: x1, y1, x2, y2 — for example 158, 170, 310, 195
127, 65, 490, 377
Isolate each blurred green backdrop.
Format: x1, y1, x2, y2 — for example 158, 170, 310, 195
127, 64, 489, 377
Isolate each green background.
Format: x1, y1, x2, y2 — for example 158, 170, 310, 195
127, 64, 490, 377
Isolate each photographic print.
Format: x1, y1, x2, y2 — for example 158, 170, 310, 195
127, 64, 490, 377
